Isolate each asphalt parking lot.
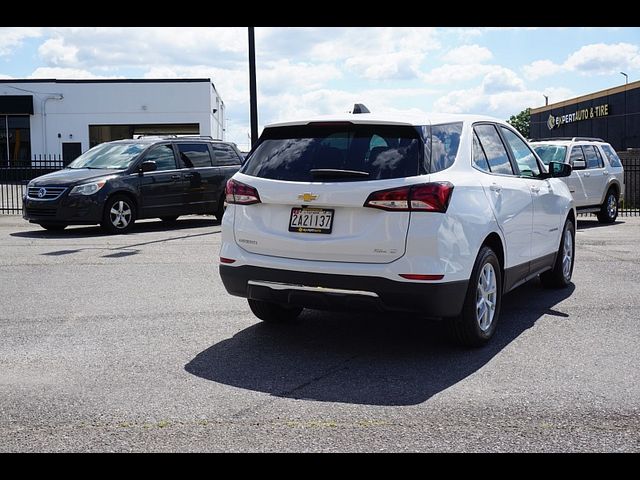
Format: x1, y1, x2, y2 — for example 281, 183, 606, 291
0, 214, 639, 452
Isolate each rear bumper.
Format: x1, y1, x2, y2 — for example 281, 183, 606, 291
220, 264, 468, 318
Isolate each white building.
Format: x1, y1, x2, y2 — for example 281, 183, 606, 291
0, 78, 225, 166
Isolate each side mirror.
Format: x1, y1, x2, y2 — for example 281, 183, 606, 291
140, 160, 157, 173
572, 159, 586, 170
548, 161, 572, 178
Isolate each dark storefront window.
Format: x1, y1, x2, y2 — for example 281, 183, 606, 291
0, 115, 31, 166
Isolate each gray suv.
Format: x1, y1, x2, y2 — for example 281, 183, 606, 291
530, 137, 625, 223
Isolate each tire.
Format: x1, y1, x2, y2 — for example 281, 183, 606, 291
448, 246, 502, 347
40, 223, 67, 231
101, 194, 136, 234
248, 299, 302, 323
597, 188, 618, 224
215, 194, 226, 222
160, 216, 179, 223
540, 218, 575, 289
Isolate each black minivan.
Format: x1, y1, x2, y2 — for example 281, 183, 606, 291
23, 137, 242, 234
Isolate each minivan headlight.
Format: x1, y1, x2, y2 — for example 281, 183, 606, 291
70, 180, 107, 196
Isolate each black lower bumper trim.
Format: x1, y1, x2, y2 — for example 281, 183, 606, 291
220, 265, 468, 318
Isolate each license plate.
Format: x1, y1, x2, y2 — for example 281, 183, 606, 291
289, 207, 334, 234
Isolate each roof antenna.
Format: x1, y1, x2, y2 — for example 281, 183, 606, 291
352, 103, 370, 114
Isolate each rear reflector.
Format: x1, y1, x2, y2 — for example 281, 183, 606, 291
220, 257, 236, 264
226, 179, 261, 205
399, 274, 444, 281
364, 182, 454, 212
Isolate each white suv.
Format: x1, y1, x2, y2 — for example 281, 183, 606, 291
530, 137, 625, 223
219, 111, 576, 346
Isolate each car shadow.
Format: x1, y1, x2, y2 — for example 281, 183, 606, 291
576, 218, 624, 230
10, 215, 221, 239
185, 279, 575, 406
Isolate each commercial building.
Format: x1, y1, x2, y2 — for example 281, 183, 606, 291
0, 78, 224, 166
530, 80, 640, 151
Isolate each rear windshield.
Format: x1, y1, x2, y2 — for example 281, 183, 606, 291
531, 144, 567, 165
600, 144, 623, 168
241, 124, 423, 182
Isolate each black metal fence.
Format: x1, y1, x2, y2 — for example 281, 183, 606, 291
1, 155, 63, 214
1, 153, 640, 216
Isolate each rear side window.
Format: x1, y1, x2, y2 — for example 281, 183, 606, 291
211, 144, 242, 166
473, 124, 514, 175
583, 145, 603, 169
431, 123, 462, 173
144, 144, 177, 171
177, 143, 213, 168
600, 144, 623, 168
242, 124, 423, 182
500, 127, 540, 177
472, 132, 491, 173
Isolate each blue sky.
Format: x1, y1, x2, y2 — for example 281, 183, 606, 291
1, 27, 639, 150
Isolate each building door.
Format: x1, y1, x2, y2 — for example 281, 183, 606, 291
62, 142, 82, 166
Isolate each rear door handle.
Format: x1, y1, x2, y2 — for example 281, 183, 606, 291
170, 174, 181, 180
183, 173, 195, 178
583, 172, 591, 177
489, 184, 502, 193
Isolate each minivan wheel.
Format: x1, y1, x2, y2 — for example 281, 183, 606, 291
40, 223, 67, 231
102, 195, 136, 234
540, 218, 575, 289
248, 299, 303, 323
448, 246, 502, 347
597, 188, 618, 223
215, 194, 226, 222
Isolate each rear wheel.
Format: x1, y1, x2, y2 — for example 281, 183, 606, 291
540, 218, 575, 288
448, 246, 502, 347
597, 188, 618, 223
101, 195, 136, 234
40, 223, 67, 231
215, 194, 226, 222
248, 299, 302, 323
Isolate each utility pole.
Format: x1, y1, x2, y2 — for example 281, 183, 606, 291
248, 27, 258, 150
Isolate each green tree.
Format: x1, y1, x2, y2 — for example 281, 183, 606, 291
507, 108, 531, 138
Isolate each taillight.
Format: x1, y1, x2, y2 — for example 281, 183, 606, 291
226, 179, 261, 205
363, 182, 454, 213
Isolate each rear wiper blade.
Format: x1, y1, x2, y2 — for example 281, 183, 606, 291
309, 168, 370, 178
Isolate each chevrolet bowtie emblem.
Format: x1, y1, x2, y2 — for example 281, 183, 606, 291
298, 193, 318, 202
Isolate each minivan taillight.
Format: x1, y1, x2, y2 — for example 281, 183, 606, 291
364, 182, 454, 213
226, 179, 261, 205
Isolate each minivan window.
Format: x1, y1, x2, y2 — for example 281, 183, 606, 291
177, 143, 213, 168
531, 144, 567, 165
143, 144, 177, 171
241, 124, 423, 181
600, 144, 623, 168
431, 122, 462, 172
67, 143, 147, 170
211, 144, 242, 166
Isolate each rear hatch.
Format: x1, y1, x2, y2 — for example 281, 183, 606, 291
231, 122, 425, 264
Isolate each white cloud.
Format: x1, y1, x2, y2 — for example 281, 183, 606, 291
481, 67, 525, 94
345, 52, 424, 80
423, 63, 496, 84
38, 38, 80, 67
258, 59, 342, 93
0, 27, 42, 56
442, 44, 492, 64
522, 42, 640, 79
29, 67, 122, 79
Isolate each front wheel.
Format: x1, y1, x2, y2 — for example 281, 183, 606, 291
248, 299, 302, 323
101, 195, 136, 234
448, 246, 502, 347
540, 218, 575, 288
597, 188, 618, 223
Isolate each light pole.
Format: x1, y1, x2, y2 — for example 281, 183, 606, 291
621, 72, 628, 149
543, 94, 549, 106
248, 27, 258, 150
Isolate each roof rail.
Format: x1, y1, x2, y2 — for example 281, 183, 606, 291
132, 134, 217, 140
531, 136, 605, 142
